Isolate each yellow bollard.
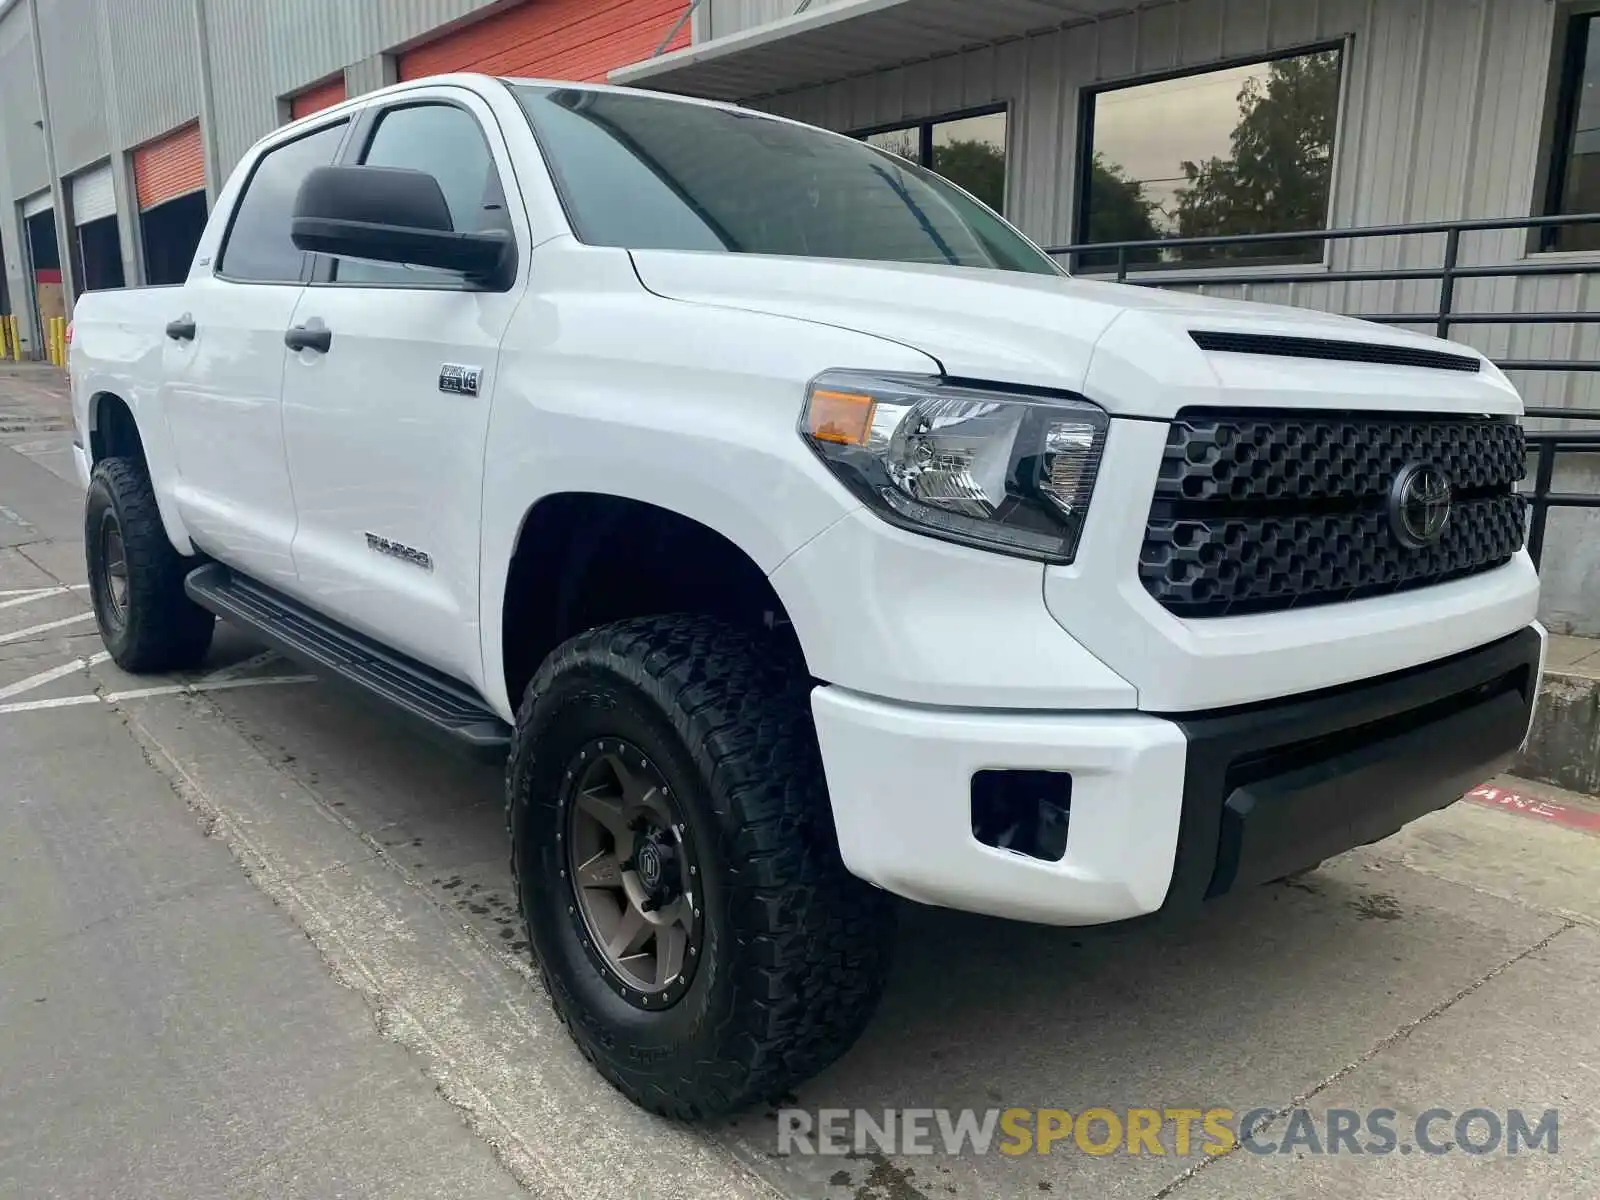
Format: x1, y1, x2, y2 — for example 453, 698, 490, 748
0, 315, 10, 360
6, 315, 17, 361
50, 317, 65, 367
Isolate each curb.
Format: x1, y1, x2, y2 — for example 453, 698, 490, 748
1513, 666, 1600, 798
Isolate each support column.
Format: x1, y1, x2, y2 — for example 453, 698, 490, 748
190, 0, 222, 205
26, 0, 75, 315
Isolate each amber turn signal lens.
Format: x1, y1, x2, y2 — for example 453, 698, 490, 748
805, 388, 877, 447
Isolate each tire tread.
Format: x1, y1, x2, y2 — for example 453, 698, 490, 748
505, 614, 893, 1119
87, 457, 213, 673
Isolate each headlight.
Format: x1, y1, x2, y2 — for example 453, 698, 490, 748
800, 371, 1107, 563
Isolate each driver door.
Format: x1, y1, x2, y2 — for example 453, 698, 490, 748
277, 89, 526, 688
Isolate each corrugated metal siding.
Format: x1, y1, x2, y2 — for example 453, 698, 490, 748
397, 0, 690, 83
203, 0, 364, 176
290, 77, 348, 119
346, 53, 396, 98
345, 0, 496, 54
201, 0, 546, 181
703, 0, 843, 40
100, 0, 204, 150
760, 0, 1599, 630
133, 121, 205, 209
36, 0, 109, 175
0, 8, 48, 200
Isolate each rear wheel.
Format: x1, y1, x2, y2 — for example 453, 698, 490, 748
85, 458, 214, 673
507, 615, 894, 1119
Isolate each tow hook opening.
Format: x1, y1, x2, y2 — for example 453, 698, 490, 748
972, 770, 1072, 862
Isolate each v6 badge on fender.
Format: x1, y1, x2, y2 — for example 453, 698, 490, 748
439, 364, 483, 396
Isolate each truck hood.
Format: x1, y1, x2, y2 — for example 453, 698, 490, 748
629, 250, 1522, 419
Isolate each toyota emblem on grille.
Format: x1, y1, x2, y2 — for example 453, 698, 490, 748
1389, 463, 1453, 549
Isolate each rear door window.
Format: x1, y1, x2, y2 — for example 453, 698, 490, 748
218, 121, 348, 283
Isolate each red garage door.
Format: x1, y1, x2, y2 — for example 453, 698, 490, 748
290, 77, 346, 120
133, 122, 206, 210
398, 0, 690, 84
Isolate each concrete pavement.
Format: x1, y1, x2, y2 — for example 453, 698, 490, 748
1, 362, 1597, 1199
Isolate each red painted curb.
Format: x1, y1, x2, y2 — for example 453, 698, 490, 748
1463, 785, 1600, 835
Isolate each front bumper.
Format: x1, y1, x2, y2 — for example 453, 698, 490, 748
813, 625, 1544, 926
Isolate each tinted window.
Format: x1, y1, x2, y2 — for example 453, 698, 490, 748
218, 121, 347, 282
336, 103, 510, 284
1077, 47, 1343, 269
1541, 14, 1600, 251
513, 86, 1058, 276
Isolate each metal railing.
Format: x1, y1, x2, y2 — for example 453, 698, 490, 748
1523, 410, 1600, 568
1051, 213, 1600, 570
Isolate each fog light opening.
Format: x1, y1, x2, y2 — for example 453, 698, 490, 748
971, 770, 1072, 862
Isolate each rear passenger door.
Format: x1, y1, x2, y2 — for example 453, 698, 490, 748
162, 118, 350, 591
277, 88, 526, 688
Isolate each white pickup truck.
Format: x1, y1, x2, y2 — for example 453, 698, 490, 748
69, 74, 1544, 1119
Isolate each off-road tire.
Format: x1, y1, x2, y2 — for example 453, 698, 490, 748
85, 457, 214, 673
507, 615, 895, 1119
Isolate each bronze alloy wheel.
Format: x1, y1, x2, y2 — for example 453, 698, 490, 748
97, 508, 130, 631
560, 738, 704, 1010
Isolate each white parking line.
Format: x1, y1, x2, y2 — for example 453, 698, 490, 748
0, 584, 88, 598
0, 672, 316, 717
0, 612, 96, 645
0, 653, 104, 702
0, 586, 80, 611
0, 695, 102, 715
104, 675, 317, 702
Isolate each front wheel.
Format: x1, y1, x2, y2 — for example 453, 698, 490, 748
507, 615, 894, 1119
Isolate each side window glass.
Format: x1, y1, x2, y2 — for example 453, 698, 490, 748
218, 122, 347, 282
335, 103, 510, 285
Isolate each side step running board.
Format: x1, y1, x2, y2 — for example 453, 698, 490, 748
184, 563, 511, 758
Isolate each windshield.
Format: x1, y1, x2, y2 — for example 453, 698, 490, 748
511, 85, 1062, 276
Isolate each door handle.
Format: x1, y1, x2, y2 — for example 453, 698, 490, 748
284, 324, 332, 354
165, 316, 196, 341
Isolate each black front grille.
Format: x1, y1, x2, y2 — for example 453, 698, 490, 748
1141, 410, 1527, 617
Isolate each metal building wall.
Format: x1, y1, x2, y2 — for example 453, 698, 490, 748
0, 5, 47, 200
0, 1, 44, 348
101, 0, 204, 150
36, 0, 108, 176
757, 0, 1598, 631
202, 0, 503, 179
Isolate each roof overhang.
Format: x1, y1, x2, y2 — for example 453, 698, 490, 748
610, 0, 1150, 101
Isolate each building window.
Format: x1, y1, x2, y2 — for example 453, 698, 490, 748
856, 108, 1008, 215
1075, 45, 1344, 269
1540, 11, 1600, 252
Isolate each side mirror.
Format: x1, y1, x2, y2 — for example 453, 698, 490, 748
290, 165, 514, 287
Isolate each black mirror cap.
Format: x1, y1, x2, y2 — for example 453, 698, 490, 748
289, 164, 517, 289
294, 164, 454, 231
